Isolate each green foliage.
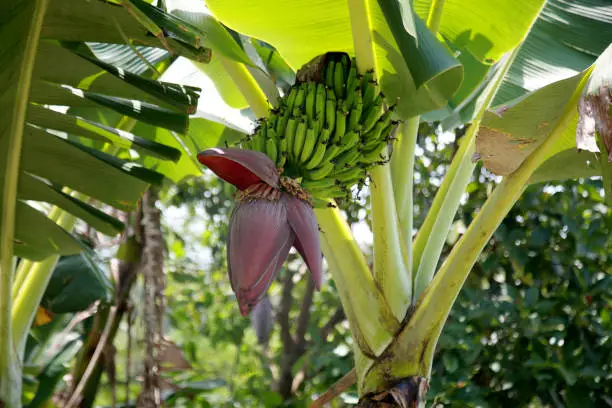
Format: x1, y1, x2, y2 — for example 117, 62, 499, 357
430, 177, 612, 406
114, 126, 609, 406
41, 247, 113, 313
5, 0, 612, 405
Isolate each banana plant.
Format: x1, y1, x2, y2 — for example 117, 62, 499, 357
178, 0, 612, 405
0, 0, 272, 404
2, 0, 610, 406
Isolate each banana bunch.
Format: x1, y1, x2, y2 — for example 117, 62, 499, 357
241, 55, 399, 203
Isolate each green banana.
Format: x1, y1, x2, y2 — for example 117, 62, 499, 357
279, 137, 289, 157
380, 121, 398, 141
332, 109, 347, 144
302, 175, 335, 189
345, 63, 358, 100
334, 167, 366, 183
347, 91, 363, 131
286, 86, 298, 112
359, 140, 389, 163
292, 119, 307, 159
318, 127, 332, 144
241, 136, 253, 150
267, 115, 278, 130
254, 126, 266, 152
315, 83, 326, 121
362, 119, 388, 146
374, 107, 393, 133
310, 185, 345, 196
285, 118, 298, 155
293, 83, 306, 116
306, 160, 335, 180
276, 114, 289, 137
311, 118, 321, 142
362, 96, 384, 133
333, 148, 360, 169
310, 185, 346, 198
266, 138, 278, 164
277, 153, 287, 169
268, 128, 279, 148
322, 143, 343, 162
325, 60, 336, 89
339, 131, 360, 152
325, 91, 336, 130
361, 70, 377, 107
303, 141, 327, 170
333, 58, 345, 99
300, 128, 317, 164
305, 82, 316, 122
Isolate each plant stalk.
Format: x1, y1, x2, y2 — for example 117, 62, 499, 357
410, 67, 592, 372
390, 118, 419, 285
220, 57, 270, 119
12, 209, 76, 355
426, 0, 446, 34
348, 0, 412, 321
412, 46, 520, 301
314, 206, 398, 356
369, 164, 412, 321
0, 0, 49, 404
361, 61, 592, 398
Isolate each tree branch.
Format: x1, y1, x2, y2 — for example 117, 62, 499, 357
294, 277, 315, 356
277, 272, 296, 398
308, 369, 357, 408
319, 307, 346, 341
139, 187, 166, 407
278, 273, 295, 353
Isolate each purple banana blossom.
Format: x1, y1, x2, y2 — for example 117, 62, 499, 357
198, 148, 323, 316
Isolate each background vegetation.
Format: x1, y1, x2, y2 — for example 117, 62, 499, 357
3, 0, 610, 406
29, 126, 611, 407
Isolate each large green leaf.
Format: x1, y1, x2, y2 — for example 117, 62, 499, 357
413, 0, 546, 63
21, 126, 158, 209
27, 104, 181, 161
35, 41, 199, 114
42, 0, 211, 62
27, 331, 83, 408
476, 44, 612, 192
87, 42, 169, 75
136, 117, 247, 183
476, 71, 588, 176
13, 202, 82, 261
495, 0, 612, 105
413, 0, 547, 122
18, 173, 124, 236
439, 0, 612, 126
205, 0, 463, 117
529, 149, 601, 184
42, 249, 113, 313
171, 9, 283, 110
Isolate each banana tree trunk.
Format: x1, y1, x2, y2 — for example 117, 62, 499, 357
138, 187, 166, 407
356, 377, 429, 407
66, 211, 141, 407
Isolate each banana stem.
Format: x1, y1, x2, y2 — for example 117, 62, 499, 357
11, 259, 32, 300
360, 55, 593, 398
315, 206, 398, 356
412, 46, 520, 301
220, 57, 271, 119
0, 0, 49, 405
390, 118, 419, 284
348, 0, 412, 318
426, 0, 445, 34
11, 200, 66, 299
12, 208, 77, 356
409, 69, 591, 368
369, 164, 412, 320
